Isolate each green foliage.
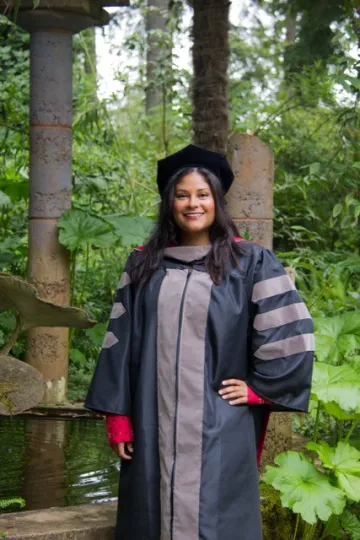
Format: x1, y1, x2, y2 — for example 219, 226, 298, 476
230, 1, 360, 259
85, 323, 107, 347
70, 348, 87, 366
58, 210, 117, 251
276, 251, 360, 317
314, 313, 360, 364
307, 441, 360, 502
0, 497, 25, 536
321, 509, 360, 540
0, 18, 29, 280
0, 497, 24, 510
59, 210, 155, 254
340, 509, 360, 540
103, 215, 154, 247
68, 361, 95, 401
322, 514, 344, 539
260, 483, 294, 540
311, 363, 360, 418
265, 309, 360, 538
264, 451, 346, 524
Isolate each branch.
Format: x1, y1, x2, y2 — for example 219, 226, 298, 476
254, 103, 299, 135
0, 313, 22, 356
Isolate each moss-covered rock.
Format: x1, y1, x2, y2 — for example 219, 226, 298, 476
0, 355, 43, 414
260, 482, 294, 540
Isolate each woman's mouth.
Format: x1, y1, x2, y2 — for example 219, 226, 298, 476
183, 212, 204, 220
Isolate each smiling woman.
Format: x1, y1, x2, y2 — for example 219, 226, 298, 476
172, 171, 216, 245
85, 144, 314, 540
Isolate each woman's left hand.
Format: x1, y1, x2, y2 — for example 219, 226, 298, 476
218, 379, 248, 405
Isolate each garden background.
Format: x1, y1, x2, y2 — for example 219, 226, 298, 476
0, 0, 360, 537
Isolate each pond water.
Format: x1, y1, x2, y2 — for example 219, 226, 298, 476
0, 417, 120, 512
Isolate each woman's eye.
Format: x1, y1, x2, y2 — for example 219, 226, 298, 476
176, 194, 187, 199
199, 193, 209, 198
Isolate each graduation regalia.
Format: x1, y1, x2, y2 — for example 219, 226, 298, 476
85, 240, 314, 540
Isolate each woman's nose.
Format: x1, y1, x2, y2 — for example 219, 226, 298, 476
187, 196, 198, 208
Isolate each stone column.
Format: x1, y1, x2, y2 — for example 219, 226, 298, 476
16, 10, 109, 404
227, 134, 273, 248
227, 133, 292, 465
24, 29, 72, 404
2, 2, 128, 406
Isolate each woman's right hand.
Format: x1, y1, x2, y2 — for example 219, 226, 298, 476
112, 442, 134, 460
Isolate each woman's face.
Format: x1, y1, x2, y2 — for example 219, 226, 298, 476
172, 171, 216, 241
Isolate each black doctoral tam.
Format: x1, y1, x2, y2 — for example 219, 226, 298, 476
156, 144, 234, 196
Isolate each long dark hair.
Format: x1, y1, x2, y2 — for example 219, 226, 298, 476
130, 167, 245, 285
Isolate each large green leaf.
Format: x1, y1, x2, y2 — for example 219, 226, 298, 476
0, 180, 28, 202
70, 348, 87, 366
307, 441, 360, 501
346, 76, 360, 91
58, 209, 117, 252
0, 190, 11, 208
341, 510, 360, 540
0, 273, 96, 330
104, 215, 154, 247
324, 401, 360, 421
322, 515, 343, 539
311, 362, 360, 415
314, 313, 360, 364
263, 451, 346, 524
0, 237, 24, 268
85, 322, 107, 348
0, 355, 44, 415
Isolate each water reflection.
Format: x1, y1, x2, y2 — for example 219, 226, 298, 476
23, 419, 67, 509
0, 417, 119, 511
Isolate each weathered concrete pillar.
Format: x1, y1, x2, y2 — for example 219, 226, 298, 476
227, 134, 273, 248
7, 2, 128, 404
25, 29, 72, 404
227, 133, 292, 465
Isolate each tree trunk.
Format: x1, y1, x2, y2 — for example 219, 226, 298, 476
192, 0, 230, 154
283, 12, 297, 97
146, 0, 169, 113
285, 14, 296, 43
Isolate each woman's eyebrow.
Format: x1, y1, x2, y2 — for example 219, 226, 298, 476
175, 187, 209, 193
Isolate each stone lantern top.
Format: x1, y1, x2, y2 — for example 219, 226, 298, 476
2, 0, 130, 33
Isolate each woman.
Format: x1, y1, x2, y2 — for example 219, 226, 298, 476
85, 144, 314, 540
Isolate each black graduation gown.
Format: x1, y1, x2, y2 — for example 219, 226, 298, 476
85, 241, 314, 540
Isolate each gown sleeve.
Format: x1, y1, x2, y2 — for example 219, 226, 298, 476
247, 386, 272, 405
84, 253, 135, 415
106, 415, 134, 445
246, 247, 314, 413
103, 390, 268, 447
103, 389, 267, 447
